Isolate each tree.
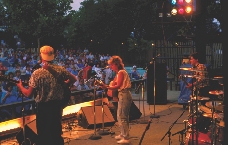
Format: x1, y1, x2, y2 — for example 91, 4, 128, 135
2, 0, 73, 49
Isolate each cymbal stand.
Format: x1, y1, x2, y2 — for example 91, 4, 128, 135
210, 100, 218, 145
189, 77, 199, 145
98, 91, 111, 135
89, 84, 101, 140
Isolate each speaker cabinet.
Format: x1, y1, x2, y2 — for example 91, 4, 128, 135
112, 101, 142, 121
16, 119, 38, 145
147, 63, 167, 104
77, 105, 115, 129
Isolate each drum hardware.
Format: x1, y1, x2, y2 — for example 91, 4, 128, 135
204, 99, 222, 145
172, 120, 189, 145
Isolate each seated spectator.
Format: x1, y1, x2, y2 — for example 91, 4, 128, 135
82, 62, 92, 83
0, 61, 8, 75
64, 63, 72, 72
71, 66, 79, 76
76, 58, 84, 69
1, 83, 18, 105
25, 65, 32, 78
57, 59, 65, 66
131, 67, 141, 80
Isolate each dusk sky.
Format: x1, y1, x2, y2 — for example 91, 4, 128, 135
71, 0, 84, 11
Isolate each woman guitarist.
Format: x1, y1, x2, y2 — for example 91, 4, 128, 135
100, 55, 132, 144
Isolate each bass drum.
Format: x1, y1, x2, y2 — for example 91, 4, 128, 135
185, 131, 211, 145
188, 115, 212, 134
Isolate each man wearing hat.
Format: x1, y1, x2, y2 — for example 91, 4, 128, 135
17, 45, 77, 145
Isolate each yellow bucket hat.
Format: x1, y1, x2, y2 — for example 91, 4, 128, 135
40, 45, 54, 61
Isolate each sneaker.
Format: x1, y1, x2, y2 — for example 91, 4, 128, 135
115, 135, 123, 140
117, 138, 130, 144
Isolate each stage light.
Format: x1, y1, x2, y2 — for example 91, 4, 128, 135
171, 0, 177, 5
177, 0, 184, 5
171, 0, 194, 15
171, 8, 178, 15
185, 6, 192, 13
178, 7, 185, 15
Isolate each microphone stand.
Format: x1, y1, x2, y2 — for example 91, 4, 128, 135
161, 110, 185, 145
89, 84, 102, 140
17, 87, 31, 145
139, 119, 152, 145
150, 56, 159, 118
137, 81, 148, 124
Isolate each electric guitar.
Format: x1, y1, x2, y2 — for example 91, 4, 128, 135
94, 79, 118, 101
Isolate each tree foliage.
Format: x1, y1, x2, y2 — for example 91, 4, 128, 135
2, 0, 73, 48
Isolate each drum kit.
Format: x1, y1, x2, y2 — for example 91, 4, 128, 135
179, 67, 224, 145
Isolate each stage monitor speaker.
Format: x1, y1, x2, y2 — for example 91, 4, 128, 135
112, 101, 142, 121
16, 119, 38, 145
147, 62, 167, 104
77, 105, 115, 129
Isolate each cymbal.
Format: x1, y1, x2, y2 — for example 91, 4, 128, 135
203, 113, 220, 119
179, 67, 193, 71
215, 104, 224, 112
205, 101, 223, 109
214, 76, 223, 79
199, 105, 211, 113
209, 90, 224, 95
179, 67, 206, 71
192, 96, 210, 101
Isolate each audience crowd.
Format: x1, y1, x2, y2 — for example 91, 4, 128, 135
0, 46, 146, 121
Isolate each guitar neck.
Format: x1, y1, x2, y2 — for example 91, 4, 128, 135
0, 75, 28, 86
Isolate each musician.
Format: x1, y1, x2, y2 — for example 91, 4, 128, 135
16, 45, 77, 145
178, 52, 208, 109
101, 55, 132, 144
186, 52, 208, 92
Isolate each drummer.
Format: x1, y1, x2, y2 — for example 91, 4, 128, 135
186, 52, 209, 97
